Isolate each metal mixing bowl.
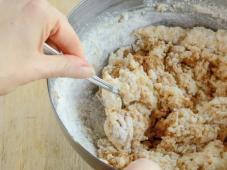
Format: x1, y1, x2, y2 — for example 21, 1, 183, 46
47, 0, 227, 169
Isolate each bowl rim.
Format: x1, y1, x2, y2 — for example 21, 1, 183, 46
47, 0, 227, 169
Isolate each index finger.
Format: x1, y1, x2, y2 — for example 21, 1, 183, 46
46, 6, 85, 58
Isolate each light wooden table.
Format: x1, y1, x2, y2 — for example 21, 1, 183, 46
0, 0, 94, 170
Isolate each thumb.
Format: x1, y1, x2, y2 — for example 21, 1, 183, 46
35, 54, 95, 79
124, 159, 161, 170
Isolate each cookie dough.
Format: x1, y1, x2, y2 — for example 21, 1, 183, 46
97, 26, 227, 170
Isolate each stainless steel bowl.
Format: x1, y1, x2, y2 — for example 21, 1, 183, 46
48, 0, 227, 169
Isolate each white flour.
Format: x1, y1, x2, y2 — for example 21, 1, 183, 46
81, 9, 155, 73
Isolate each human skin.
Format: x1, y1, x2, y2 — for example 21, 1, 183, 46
0, 0, 161, 169
0, 0, 94, 95
125, 159, 161, 170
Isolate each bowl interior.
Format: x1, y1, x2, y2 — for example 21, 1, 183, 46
48, 0, 227, 168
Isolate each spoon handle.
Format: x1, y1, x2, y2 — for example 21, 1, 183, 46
43, 44, 119, 95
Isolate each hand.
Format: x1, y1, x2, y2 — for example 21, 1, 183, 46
125, 159, 161, 170
0, 0, 94, 95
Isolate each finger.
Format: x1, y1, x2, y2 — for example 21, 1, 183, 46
47, 7, 85, 58
124, 159, 161, 170
34, 54, 95, 79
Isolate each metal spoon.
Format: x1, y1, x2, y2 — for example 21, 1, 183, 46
43, 44, 119, 95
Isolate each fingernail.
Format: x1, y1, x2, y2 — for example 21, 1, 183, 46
80, 58, 91, 67
83, 57, 89, 62
79, 66, 96, 78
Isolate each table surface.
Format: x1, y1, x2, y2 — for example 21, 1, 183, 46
0, 0, 94, 170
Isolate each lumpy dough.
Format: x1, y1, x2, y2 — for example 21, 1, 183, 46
97, 26, 227, 170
